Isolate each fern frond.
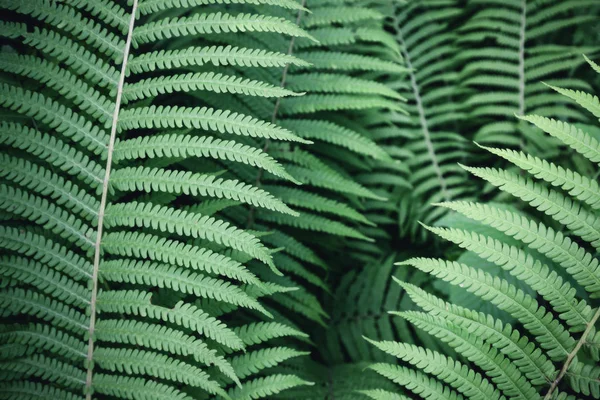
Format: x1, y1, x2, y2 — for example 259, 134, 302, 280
296, 51, 407, 73
94, 347, 224, 393
230, 347, 309, 380
264, 186, 374, 225
303, 6, 382, 27
0, 256, 89, 308
93, 374, 210, 400
137, 0, 309, 15
424, 224, 594, 331
461, 166, 600, 250
4, 354, 86, 389
567, 363, 600, 398
0, 381, 81, 400
0, 123, 105, 190
122, 72, 300, 103
545, 84, 600, 120
584, 54, 600, 73
286, 73, 404, 100
280, 94, 406, 115
258, 210, 372, 241
68, 0, 129, 33
0, 84, 109, 154
100, 231, 262, 285
0, 185, 94, 251
128, 46, 310, 74
398, 257, 575, 360
22, 28, 119, 88
110, 166, 297, 215
1, 0, 323, 396
0, 226, 92, 281
0, 154, 100, 223
101, 260, 265, 313
134, 12, 316, 46
380, 64, 600, 400
369, 363, 465, 400
436, 201, 600, 298
1, 289, 89, 333
0, 21, 26, 38
0, 324, 87, 361
113, 134, 296, 182
477, 144, 600, 209
359, 389, 409, 400
401, 311, 539, 399
365, 337, 504, 400
396, 280, 556, 385
459, 0, 594, 153
259, 227, 326, 270
119, 105, 310, 143
104, 201, 274, 268
6, 0, 125, 56
517, 115, 600, 164
0, 52, 113, 125
233, 321, 307, 347
281, 165, 384, 200
226, 374, 312, 400
96, 290, 243, 350
94, 319, 238, 383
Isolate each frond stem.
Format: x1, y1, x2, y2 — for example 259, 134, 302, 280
517, 0, 527, 151
396, 29, 450, 201
517, 0, 526, 117
246, 0, 306, 228
85, 1, 138, 397
544, 307, 600, 399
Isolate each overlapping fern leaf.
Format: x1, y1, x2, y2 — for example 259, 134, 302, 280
366, 58, 600, 400
378, 0, 474, 241
210, 0, 407, 333
459, 0, 598, 158
287, 0, 409, 260
200, 1, 409, 396
0, 0, 324, 398
273, 361, 399, 400
318, 254, 453, 366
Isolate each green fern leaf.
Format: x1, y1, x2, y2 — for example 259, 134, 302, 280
365, 337, 504, 400
137, 0, 309, 15
113, 134, 296, 182
122, 72, 301, 103
100, 231, 263, 286
436, 201, 600, 298
110, 166, 297, 215
369, 363, 465, 400
134, 12, 316, 46
226, 374, 313, 400
104, 201, 275, 269
128, 46, 310, 74
95, 319, 238, 383
398, 257, 575, 360
96, 290, 243, 350
230, 347, 309, 380
118, 105, 310, 143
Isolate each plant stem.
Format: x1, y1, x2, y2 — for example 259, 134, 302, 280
544, 307, 600, 399
246, 0, 307, 229
396, 28, 450, 202
85, 1, 138, 397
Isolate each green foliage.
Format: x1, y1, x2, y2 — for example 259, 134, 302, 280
0, 0, 401, 398
1, 0, 599, 399
368, 60, 600, 400
460, 0, 596, 157
375, 0, 474, 241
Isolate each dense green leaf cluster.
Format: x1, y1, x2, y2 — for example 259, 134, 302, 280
0, 0, 598, 399
368, 59, 600, 400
